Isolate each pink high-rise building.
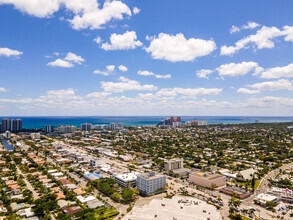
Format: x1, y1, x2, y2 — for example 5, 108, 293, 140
170, 116, 175, 126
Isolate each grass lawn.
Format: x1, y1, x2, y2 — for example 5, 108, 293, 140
94, 206, 119, 220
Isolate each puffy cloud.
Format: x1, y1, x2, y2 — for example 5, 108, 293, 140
216, 61, 260, 77
137, 70, 171, 79
101, 31, 142, 50
221, 26, 283, 55
0, 0, 61, 18
230, 25, 240, 34
47, 58, 74, 68
0, 87, 8, 92
0, 47, 23, 57
283, 25, 293, 42
94, 36, 102, 44
69, 1, 132, 30
64, 52, 85, 64
259, 63, 293, 79
145, 33, 216, 62
132, 6, 140, 14
242, 21, 260, 30
47, 52, 84, 68
93, 65, 115, 76
249, 79, 293, 91
137, 70, 155, 76
237, 88, 260, 94
196, 69, 213, 79
0, 0, 132, 30
101, 76, 157, 93
106, 65, 115, 72
118, 65, 127, 72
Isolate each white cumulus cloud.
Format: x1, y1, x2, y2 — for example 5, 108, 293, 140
216, 61, 260, 77
137, 70, 155, 76
101, 76, 157, 93
101, 31, 142, 50
94, 65, 115, 76
283, 25, 293, 42
47, 58, 74, 68
230, 25, 240, 34
0, 47, 23, 57
94, 36, 102, 44
64, 52, 85, 64
259, 62, 293, 79
47, 52, 84, 68
237, 88, 260, 94
0, 0, 132, 30
145, 33, 216, 62
249, 79, 293, 91
242, 21, 260, 30
196, 69, 213, 79
221, 26, 283, 55
118, 65, 128, 72
132, 6, 140, 14
137, 70, 171, 79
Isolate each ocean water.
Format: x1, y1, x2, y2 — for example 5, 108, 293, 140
1, 116, 293, 129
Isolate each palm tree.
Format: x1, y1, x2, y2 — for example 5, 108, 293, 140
228, 197, 241, 218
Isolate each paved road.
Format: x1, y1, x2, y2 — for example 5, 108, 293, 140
243, 162, 293, 206
39, 151, 129, 219
16, 165, 40, 200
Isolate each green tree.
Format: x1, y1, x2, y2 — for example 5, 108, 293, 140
122, 188, 134, 203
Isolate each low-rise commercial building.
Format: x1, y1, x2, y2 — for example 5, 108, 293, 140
255, 193, 278, 206
219, 186, 251, 199
114, 172, 139, 187
189, 172, 226, 188
123, 195, 221, 220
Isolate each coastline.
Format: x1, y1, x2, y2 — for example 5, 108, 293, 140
0, 116, 293, 129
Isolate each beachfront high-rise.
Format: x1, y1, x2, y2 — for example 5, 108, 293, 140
110, 122, 124, 130
10, 119, 22, 132
45, 125, 54, 133
1, 118, 10, 132
81, 123, 92, 131
170, 116, 175, 126
0, 118, 22, 132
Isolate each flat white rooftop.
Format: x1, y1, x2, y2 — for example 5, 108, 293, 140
76, 195, 96, 203
115, 172, 139, 182
256, 193, 278, 202
123, 195, 221, 220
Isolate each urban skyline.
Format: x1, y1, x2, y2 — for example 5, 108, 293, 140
0, 1, 293, 116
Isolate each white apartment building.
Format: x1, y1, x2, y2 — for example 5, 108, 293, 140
110, 123, 116, 130
165, 158, 184, 171
136, 172, 166, 196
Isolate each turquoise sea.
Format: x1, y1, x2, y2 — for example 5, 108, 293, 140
1, 116, 293, 129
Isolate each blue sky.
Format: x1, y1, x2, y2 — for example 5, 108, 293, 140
0, 0, 293, 116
